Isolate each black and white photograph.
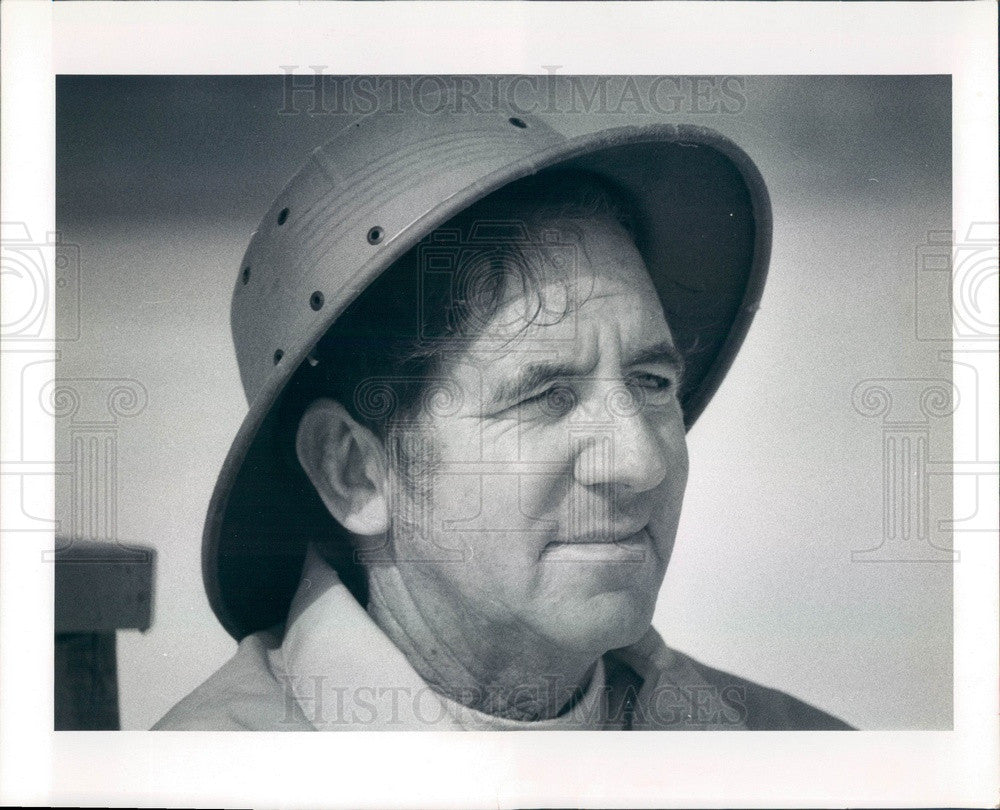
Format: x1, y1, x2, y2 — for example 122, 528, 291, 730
2, 3, 998, 808
53, 72, 957, 734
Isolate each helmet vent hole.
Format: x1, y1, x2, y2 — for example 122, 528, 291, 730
241, 266, 251, 284
309, 291, 324, 311
366, 226, 384, 245
508, 117, 528, 129
277, 207, 290, 226
273, 349, 284, 365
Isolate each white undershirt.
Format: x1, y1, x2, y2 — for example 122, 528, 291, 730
433, 656, 609, 731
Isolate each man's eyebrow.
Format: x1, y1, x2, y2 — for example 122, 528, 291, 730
486, 340, 685, 408
487, 360, 591, 407
625, 340, 686, 377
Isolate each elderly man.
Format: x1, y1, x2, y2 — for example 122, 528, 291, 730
154, 105, 850, 731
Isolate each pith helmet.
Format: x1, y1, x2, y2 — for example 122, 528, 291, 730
205, 103, 772, 640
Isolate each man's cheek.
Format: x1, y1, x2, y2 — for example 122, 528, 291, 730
426, 472, 540, 561
431, 471, 519, 521
668, 431, 690, 490
648, 474, 684, 524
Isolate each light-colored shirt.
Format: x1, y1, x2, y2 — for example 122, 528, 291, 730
154, 547, 850, 731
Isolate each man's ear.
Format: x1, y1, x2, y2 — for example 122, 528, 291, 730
295, 399, 389, 537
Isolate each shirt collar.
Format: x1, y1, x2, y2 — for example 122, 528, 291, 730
279, 545, 463, 730
279, 546, 612, 730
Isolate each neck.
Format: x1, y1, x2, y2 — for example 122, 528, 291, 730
365, 563, 600, 722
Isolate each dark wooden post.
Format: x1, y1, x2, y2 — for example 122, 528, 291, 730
54, 539, 154, 730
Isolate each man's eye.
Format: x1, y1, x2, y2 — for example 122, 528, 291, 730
520, 389, 548, 405
521, 385, 576, 416
629, 373, 673, 391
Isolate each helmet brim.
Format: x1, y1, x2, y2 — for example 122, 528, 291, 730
204, 121, 771, 640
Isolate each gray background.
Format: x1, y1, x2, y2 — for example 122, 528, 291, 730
55, 75, 952, 730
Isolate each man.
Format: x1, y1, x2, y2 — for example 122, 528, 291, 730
155, 105, 850, 730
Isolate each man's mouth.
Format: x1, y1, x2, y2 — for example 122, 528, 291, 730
553, 524, 650, 546
541, 526, 651, 561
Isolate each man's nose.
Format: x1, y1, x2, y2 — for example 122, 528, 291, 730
571, 394, 671, 494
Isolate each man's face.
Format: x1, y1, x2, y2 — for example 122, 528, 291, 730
385, 216, 688, 658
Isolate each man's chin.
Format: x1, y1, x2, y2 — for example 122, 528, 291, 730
545, 594, 657, 657
606, 603, 657, 649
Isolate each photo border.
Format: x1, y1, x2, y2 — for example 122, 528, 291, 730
2, 2, 997, 807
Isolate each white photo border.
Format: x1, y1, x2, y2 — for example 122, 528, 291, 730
1, 1, 997, 807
